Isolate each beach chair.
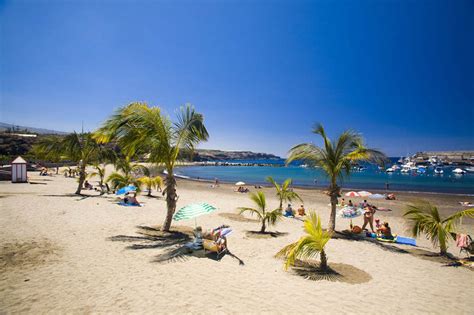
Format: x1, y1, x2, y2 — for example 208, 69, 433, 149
203, 239, 227, 258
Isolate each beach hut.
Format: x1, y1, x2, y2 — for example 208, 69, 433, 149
11, 156, 28, 183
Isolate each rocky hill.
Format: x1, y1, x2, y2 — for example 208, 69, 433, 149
192, 149, 280, 161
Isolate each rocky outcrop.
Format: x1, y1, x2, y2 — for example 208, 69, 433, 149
192, 149, 280, 161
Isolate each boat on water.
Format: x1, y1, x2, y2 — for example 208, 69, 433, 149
386, 167, 394, 173
434, 167, 444, 174
452, 168, 466, 174
401, 165, 411, 173
465, 167, 474, 173
417, 166, 427, 174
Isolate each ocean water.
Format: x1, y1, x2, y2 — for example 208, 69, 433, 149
175, 159, 474, 195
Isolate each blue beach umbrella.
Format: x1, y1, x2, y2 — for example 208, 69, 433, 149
116, 185, 136, 195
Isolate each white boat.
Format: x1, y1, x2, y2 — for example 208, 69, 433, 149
401, 165, 411, 173
434, 167, 443, 174
386, 167, 394, 173
465, 167, 474, 173
391, 164, 400, 170
452, 168, 466, 174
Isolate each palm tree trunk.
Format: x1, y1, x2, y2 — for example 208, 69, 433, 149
328, 193, 338, 232
260, 219, 266, 233
328, 182, 338, 232
320, 248, 328, 271
75, 164, 86, 195
162, 173, 177, 232
440, 241, 447, 256
279, 199, 283, 212
147, 185, 152, 197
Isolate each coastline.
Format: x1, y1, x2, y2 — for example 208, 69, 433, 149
177, 175, 474, 197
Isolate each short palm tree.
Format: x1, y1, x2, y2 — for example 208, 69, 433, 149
138, 165, 164, 196
238, 191, 281, 233
404, 201, 474, 255
95, 102, 208, 231
88, 163, 106, 186
287, 124, 387, 232
276, 211, 332, 271
33, 133, 108, 194
266, 176, 302, 211
106, 156, 143, 192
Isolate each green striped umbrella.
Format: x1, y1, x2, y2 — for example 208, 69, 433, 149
173, 203, 217, 223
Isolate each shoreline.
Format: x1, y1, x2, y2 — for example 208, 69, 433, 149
177, 176, 474, 197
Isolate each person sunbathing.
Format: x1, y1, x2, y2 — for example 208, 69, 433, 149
126, 192, 140, 206
84, 180, 93, 190
377, 222, 394, 240
297, 205, 306, 216
284, 204, 295, 217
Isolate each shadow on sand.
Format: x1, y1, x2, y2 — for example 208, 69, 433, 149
287, 260, 372, 284
333, 230, 466, 266
245, 231, 288, 239
109, 225, 245, 265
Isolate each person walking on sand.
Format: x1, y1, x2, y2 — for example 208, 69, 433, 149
361, 205, 376, 233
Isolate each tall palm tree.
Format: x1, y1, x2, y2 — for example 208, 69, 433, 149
33, 133, 108, 194
266, 176, 302, 211
238, 191, 281, 233
404, 200, 474, 255
95, 102, 208, 231
276, 211, 332, 271
287, 124, 387, 232
138, 165, 164, 196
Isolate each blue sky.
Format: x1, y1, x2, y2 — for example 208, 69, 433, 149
1, 0, 473, 157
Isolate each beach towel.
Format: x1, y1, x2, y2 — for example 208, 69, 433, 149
117, 202, 142, 207
369, 233, 417, 246
394, 236, 416, 246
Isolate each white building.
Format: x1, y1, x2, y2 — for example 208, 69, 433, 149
11, 156, 27, 183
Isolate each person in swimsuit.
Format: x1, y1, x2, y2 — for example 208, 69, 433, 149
377, 222, 393, 239
361, 205, 376, 232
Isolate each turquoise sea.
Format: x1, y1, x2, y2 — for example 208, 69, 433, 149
175, 159, 474, 195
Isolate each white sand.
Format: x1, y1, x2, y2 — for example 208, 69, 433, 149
1, 171, 473, 314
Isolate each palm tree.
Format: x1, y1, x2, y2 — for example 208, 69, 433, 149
88, 163, 106, 186
95, 102, 208, 231
266, 176, 302, 211
276, 211, 332, 271
287, 124, 387, 232
106, 155, 143, 192
33, 133, 108, 194
138, 165, 164, 196
238, 191, 281, 233
403, 201, 474, 255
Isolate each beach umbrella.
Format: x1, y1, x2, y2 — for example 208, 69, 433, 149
173, 203, 217, 223
337, 206, 364, 219
235, 181, 246, 186
345, 191, 360, 197
369, 193, 385, 199
116, 185, 136, 195
358, 191, 372, 197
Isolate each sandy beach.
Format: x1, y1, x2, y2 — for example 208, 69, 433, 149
1, 170, 473, 314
